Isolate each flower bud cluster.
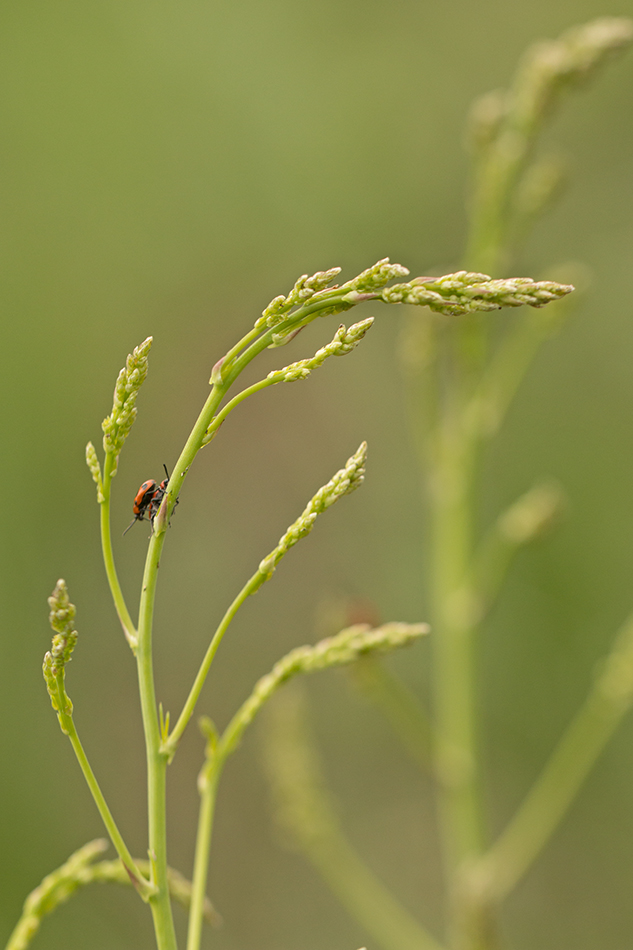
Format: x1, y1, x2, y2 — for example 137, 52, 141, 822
341, 258, 409, 293
254, 259, 410, 345
381, 272, 573, 316
43, 580, 78, 725
517, 18, 633, 118
256, 442, 367, 586
47, 579, 78, 673
85, 441, 104, 503
101, 337, 152, 472
9, 839, 109, 950
267, 319, 375, 385
256, 267, 343, 331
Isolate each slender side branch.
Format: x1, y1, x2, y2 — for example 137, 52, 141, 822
202, 319, 375, 445
163, 573, 261, 759
221, 622, 429, 764
186, 720, 221, 950
163, 443, 368, 757
43, 582, 152, 898
471, 610, 633, 904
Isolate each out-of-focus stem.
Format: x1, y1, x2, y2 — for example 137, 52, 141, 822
430, 424, 487, 946
473, 611, 633, 903
413, 315, 499, 949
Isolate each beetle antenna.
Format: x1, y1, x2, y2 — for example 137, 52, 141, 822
163, 463, 170, 482
123, 518, 137, 537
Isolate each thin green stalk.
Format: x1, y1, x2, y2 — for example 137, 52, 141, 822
311, 833, 447, 950
165, 440, 370, 758
100, 454, 137, 650
186, 756, 220, 950
431, 438, 482, 865
136, 534, 178, 950
164, 575, 260, 758
203, 377, 277, 444
55, 694, 152, 898
474, 612, 633, 903
218, 326, 262, 371
428, 382, 495, 949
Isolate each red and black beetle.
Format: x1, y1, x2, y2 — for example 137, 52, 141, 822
123, 465, 175, 535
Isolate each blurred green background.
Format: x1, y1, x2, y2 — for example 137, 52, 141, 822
2, 1, 633, 948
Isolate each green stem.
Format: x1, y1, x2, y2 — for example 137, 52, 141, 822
56, 699, 152, 898
220, 288, 356, 391
100, 454, 137, 650
431, 436, 482, 865
130, 354, 257, 946
164, 574, 260, 757
475, 611, 633, 903
136, 535, 178, 950
309, 833, 447, 950
428, 376, 493, 949
186, 765, 220, 950
202, 377, 276, 444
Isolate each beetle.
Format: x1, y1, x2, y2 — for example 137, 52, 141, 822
123, 479, 159, 535
123, 465, 177, 536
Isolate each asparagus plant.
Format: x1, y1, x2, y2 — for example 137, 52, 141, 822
6, 256, 571, 950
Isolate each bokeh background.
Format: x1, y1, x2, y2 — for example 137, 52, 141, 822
2, 1, 633, 948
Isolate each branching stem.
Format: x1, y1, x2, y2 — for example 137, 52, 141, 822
163, 575, 260, 758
